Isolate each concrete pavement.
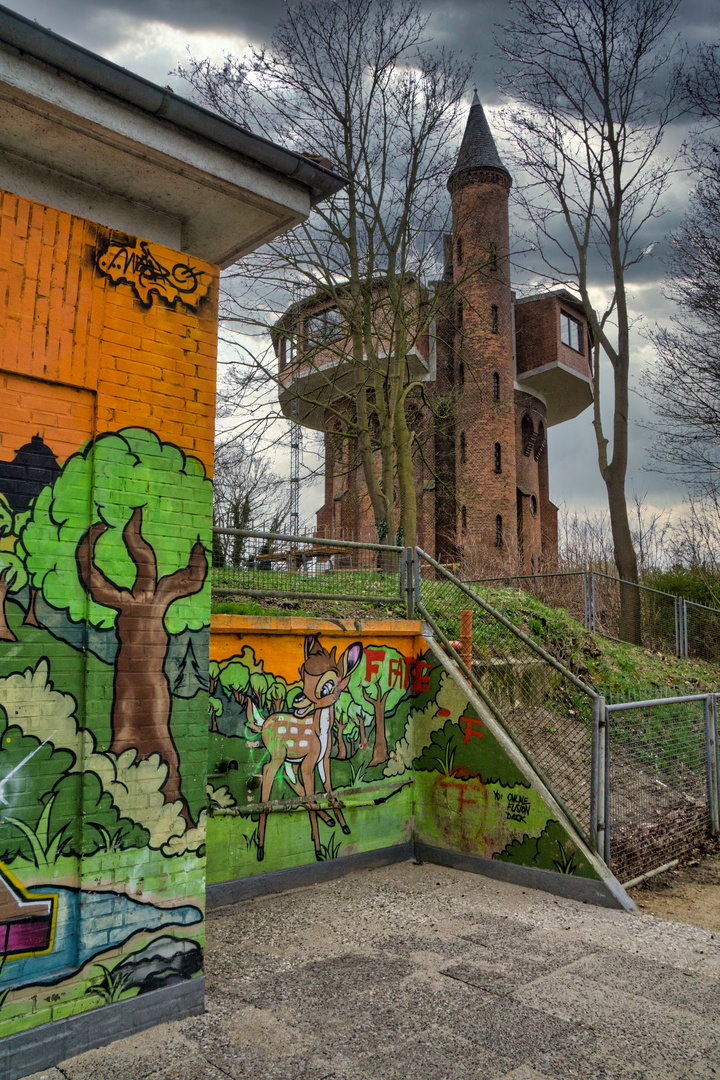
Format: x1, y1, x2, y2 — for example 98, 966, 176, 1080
23, 861, 720, 1080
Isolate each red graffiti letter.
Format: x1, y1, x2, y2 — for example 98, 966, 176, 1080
365, 649, 385, 681
403, 656, 414, 689
389, 658, 403, 687
461, 716, 484, 744
413, 660, 431, 694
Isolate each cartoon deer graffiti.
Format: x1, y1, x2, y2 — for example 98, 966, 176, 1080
247, 635, 363, 862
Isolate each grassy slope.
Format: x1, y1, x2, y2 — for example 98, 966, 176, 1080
211, 589, 720, 698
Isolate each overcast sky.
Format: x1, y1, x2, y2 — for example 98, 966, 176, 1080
8, 0, 720, 527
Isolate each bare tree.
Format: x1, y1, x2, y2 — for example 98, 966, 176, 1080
212, 440, 291, 567
645, 45, 720, 495
179, 0, 473, 547
497, 0, 684, 642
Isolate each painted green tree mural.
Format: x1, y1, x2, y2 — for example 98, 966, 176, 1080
19, 428, 212, 823
343, 647, 408, 766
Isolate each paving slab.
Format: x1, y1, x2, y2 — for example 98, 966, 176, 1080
17, 861, 720, 1080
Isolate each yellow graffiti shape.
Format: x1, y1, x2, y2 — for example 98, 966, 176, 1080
0, 862, 56, 962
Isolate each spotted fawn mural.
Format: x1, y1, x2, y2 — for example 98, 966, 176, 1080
206, 620, 600, 886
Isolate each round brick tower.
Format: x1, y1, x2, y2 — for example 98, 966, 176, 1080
448, 92, 517, 572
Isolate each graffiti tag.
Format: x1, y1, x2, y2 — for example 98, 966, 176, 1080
461, 716, 483, 743
505, 792, 531, 823
97, 240, 211, 308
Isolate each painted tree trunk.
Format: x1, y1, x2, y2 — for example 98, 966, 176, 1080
369, 702, 389, 766
111, 605, 187, 815
77, 507, 207, 828
0, 572, 16, 642
336, 717, 347, 760
23, 586, 41, 627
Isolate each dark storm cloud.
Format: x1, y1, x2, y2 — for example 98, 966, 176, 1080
5, 0, 718, 513
9, 0, 288, 51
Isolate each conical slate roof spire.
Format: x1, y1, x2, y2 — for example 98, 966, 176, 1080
450, 90, 510, 181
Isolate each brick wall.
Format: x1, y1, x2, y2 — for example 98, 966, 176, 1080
0, 189, 217, 1039
451, 169, 518, 574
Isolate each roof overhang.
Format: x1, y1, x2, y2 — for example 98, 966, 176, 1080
0, 5, 346, 267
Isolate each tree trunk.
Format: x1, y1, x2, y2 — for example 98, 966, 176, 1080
23, 586, 41, 628
77, 507, 207, 828
336, 715, 347, 760
606, 470, 641, 644
363, 686, 390, 766
111, 605, 189, 818
0, 572, 16, 642
395, 401, 417, 549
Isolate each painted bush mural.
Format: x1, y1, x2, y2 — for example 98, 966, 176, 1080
206, 621, 599, 886
0, 425, 210, 1038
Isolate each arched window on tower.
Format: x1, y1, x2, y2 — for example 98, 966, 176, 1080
489, 242, 498, 272
462, 505, 467, 533
493, 371, 500, 400
494, 442, 502, 473
495, 514, 503, 546
459, 362, 465, 387
457, 236, 463, 265
534, 421, 547, 461
491, 304, 499, 334
460, 431, 467, 464
521, 413, 535, 456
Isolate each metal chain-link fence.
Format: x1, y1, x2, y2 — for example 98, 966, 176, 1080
604, 695, 720, 885
415, 549, 598, 841
464, 570, 720, 660
685, 602, 720, 663
209, 535, 720, 882
212, 528, 408, 610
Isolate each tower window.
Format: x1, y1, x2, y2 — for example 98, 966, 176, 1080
534, 421, 547, 461
305, 306, 342, 346
457, 301, 463, 329
460, 431, 467, 464
560, 310, 583, 353
494, 442, 501, 473
530, 494, 538, 515
521, 413, 535, 456
491, 304, 499, 334
489, 242, 498, 272
459, 362, 465, 387
495, 514, 503, 546
462, 505, 467, 533
280, 336, 296, 371
457, 237, 463, 265
493, 371, 500, 399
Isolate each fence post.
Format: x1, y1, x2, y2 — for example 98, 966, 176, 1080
591, 695, 606, 857
583, 573, 590, 631
405, 547, 414, 619
674, 596, 680, 657
414, 546, 422, 613
591, 571, 597, 632
603, 700, 611, 866
683, 598, 689, 658
705, 694, 720, 835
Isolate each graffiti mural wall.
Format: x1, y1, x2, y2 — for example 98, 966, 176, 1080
207, 617, 600, 886
0, 190, 217, 1039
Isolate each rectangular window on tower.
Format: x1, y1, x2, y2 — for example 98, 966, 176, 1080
280, 337, 296, 371
560, 311, 583, 353
305, 307, 343, 346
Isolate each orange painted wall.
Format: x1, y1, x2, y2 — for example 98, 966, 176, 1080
0, 192, 218, 473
